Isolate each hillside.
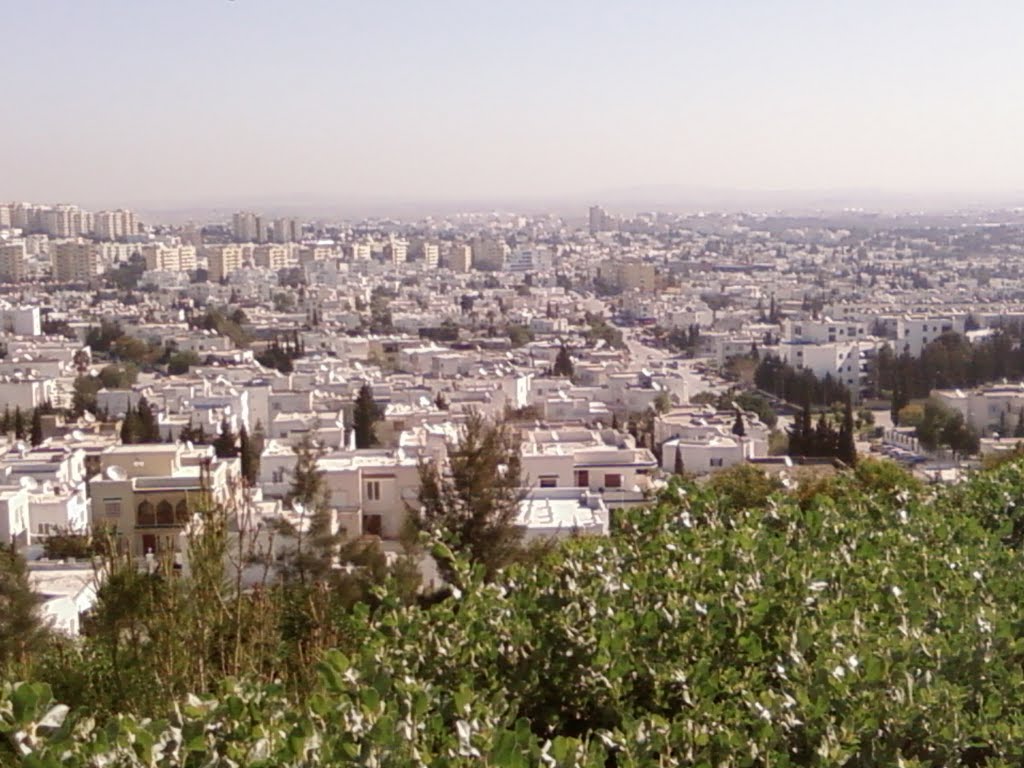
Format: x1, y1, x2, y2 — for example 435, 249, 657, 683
7, 459, 1024, 766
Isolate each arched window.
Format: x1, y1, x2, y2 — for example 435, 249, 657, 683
175, 499, 189, 524
157, 500, 174, 526
137, 500, 155, 526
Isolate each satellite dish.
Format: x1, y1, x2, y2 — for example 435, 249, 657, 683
42, 481, 53, 495
19, 476, 38, 491
82, 412, 96, 424
185, 440, 194, 451
105, 465, 128, 481
70, 430, 85, 441
14, 441, 27, 453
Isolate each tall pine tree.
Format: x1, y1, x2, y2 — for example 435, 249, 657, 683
0, 544, 50, 675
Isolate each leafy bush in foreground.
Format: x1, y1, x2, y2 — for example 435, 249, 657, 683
8, 460, 1024, 765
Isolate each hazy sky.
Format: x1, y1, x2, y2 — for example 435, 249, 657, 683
3, 0, 1024, 208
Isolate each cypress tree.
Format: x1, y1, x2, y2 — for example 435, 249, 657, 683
732, 410, 746, 437
353, 384, 380, 449
136, 397, 160, 443
119, 403, 138, 445
239, 425, 259, 485
674, 443, 685, 475
13, 406, 26, 441
838, 397, 857, 466
553, 345, 574, 378
29, 408, 43, 447
213, 418, 238, 459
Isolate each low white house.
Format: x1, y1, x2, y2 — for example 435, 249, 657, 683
661, 435, 754, 475
516, 488, 609, 542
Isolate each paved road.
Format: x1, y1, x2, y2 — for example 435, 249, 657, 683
621, 327, 728, 401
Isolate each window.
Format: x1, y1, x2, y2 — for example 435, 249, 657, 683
104, 498, 122, 517
137, 500, 155, 526
539, 475, 558, 488
175, 500, 189, 524
157, 500, 174, 526
604, 473, 623, 489
272, 468, 285, 483
366, 480, 381, 501
710, 457, 725, 467
575, 470, 590, 487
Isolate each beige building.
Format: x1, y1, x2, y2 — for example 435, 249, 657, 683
446, 243, 472, 272
598, 259, 657, 292
52, 240, 101, 282
342, 242, 371, 261
470, 236, 509, 271
0, 242, 27, 282
89, 443, 239, 558
383, 236, 408, 265
142, 244, 197, 272
253, 244, 290, 270
208, 244, 244, 281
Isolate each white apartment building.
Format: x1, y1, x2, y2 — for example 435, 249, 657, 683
896, 315, 964, 357
933, 384, 1024, 435
777, 339, 876, 397
783, 317, 870, 344
93, 209, 137, 241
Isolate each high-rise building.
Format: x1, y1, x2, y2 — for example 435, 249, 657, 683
232, 212, 266, 243
597, 259, 656, 292
0, 242, 27, 283
470, 236, 509, 271
253, 244, 290, 270
52, 240, 101, 282
421, 242, 440, 269
94, 209, 137, 241
383, 235, 408, 265
41, 205, 86, 238
141, 244, 197, 272
446, 243, 472, 272
0, 205, 11, 229
343, 242, 371, 261
273, 217, 300, 244
589, 205, 612, 235
207, 245, 244, 281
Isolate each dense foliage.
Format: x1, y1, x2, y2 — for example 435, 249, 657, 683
12, 458, 1024, 764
